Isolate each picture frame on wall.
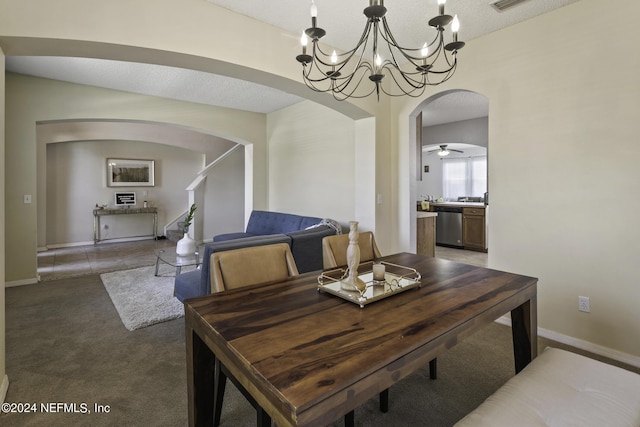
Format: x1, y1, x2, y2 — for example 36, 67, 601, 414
107, 158, 155, 187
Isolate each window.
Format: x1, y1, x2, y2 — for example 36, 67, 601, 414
442, 156, 487, 199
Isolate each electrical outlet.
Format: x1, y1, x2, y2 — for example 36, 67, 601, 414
578, 296, 590, 313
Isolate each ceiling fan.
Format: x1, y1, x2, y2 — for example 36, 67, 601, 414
425, 144, 464, 157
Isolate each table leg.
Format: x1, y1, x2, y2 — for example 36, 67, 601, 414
176, 266, 182, 276
94, 215, 99, 245
153, 212, 158, 240
379, 389, 389, 413
344, 410, 354, 427
511, 294, 538, 374
256, 408, 271, 427
187, 326, 215, 426
429, 358, 437, 380
155, 257, 161, 277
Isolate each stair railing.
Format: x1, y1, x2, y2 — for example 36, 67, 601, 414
163, 144, 242, 243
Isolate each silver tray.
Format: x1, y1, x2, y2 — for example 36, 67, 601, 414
317, 261, 421, 308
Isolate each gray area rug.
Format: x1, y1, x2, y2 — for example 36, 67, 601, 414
100, 266, 184, 330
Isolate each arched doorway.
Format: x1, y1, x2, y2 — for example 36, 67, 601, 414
409, 90, 489, 253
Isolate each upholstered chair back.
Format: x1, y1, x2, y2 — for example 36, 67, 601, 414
321, 231, 382, 269
210, 243, 299, 293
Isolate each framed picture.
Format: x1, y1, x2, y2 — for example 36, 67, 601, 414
107, 158, 155, 187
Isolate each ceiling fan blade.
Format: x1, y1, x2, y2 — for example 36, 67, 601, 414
450, 149, 464, 153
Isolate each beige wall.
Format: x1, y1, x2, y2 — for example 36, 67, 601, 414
267, 101, 356, 224
394, 0, 640, 360
45, 140, 202, 244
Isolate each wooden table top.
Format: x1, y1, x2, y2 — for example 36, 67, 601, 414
186, 252, 538, 426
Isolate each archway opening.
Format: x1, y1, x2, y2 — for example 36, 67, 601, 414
408, 89, 489, 253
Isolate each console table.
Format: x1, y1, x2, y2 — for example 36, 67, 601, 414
93, 207, 158, 244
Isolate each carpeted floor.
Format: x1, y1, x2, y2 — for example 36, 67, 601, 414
3, 273, 639, 426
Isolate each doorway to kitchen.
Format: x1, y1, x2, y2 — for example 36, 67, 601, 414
414, 90, 489, 255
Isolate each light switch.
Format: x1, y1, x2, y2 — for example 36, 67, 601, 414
24, 195, 32, 204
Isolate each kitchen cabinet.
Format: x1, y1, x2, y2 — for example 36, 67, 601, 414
462, 207, 487, 252
416, 212, 436, 257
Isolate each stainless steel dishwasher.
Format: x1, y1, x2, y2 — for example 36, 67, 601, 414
433, 205, 463, 248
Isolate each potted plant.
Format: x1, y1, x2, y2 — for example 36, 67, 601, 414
176, 203, 197, 256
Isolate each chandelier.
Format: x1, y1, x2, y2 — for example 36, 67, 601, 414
295, 0, 465, 100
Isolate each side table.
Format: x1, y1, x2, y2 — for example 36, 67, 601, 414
154, 247, 201, 276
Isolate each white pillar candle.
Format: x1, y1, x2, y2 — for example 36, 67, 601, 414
372, 263, 386, 281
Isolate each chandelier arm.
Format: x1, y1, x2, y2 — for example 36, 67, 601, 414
331, 70, 378, 100
378, 66, 426, 97
379, 17, 438, 63
382, 64, 428, 91
313, 34, 368, 76
308, 43, 371, 83
330, 62, 374, 92
380, 79, 427, 97
312, 19, 373, 65
301, 59, 376, 98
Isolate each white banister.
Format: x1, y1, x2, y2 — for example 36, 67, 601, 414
164, 144, 242, 243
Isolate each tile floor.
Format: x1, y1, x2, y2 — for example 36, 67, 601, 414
37, 239, 487, 281
37, 238, 176, 281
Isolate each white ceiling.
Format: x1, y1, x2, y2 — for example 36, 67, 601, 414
5, 0, 580, 122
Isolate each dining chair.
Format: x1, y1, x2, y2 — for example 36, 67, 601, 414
321, 230, 438, 418
321, 231, 382, 269
210, 243, 299, 427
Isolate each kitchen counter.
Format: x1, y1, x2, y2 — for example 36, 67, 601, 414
429, 202, 486, 208
417, 211, 438, 218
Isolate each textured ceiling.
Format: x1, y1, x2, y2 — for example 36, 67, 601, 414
6, 0, 580, 122
209, 0, 580, 52
5, 56, 304, 114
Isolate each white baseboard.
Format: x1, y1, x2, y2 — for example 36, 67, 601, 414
495, 316, 640, 369
46, 236, 157, 250
0, 375, 8, 404
5, 277, 39, 288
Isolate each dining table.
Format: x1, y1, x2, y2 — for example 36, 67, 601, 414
185, 252, 538, 427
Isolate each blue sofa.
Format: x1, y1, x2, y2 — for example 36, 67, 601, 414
174, 210, 340, 302
213, 210, 328, 242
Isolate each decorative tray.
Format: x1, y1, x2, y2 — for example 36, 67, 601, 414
317, 261, 421, 308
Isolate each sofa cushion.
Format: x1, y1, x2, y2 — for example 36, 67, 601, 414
213, 232, 255, 242
288, 226, 335, 273
245, 210, 322, 235
174, 269, 202, 302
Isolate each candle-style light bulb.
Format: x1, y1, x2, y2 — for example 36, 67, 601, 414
375, 54, 383, 70
300, 32, 308, 54
331, 50, 338, 64
421, 43, 429, 58
310, 0, 318, 28
452, 15, 460, 32
452, 14, 460, 42
438, 0, 446, 15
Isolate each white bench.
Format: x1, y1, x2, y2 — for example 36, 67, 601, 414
455, 347, 640, 427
